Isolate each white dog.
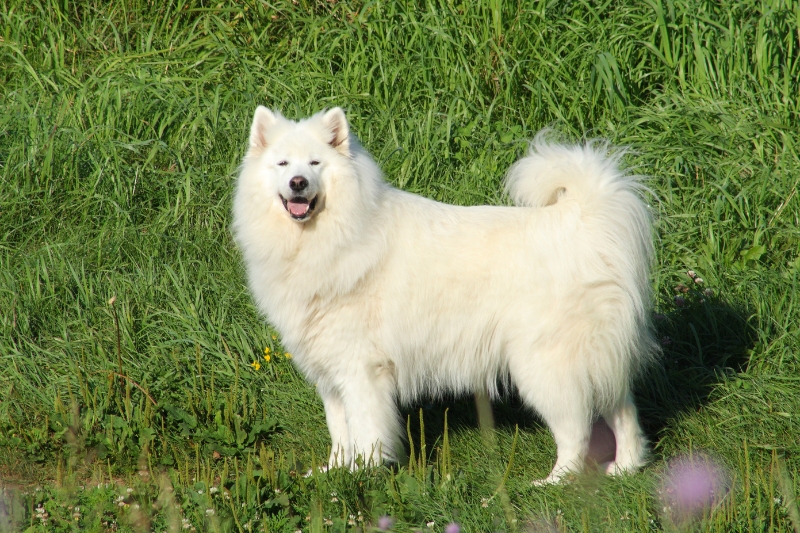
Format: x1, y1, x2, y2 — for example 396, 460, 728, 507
232, 107, 656, 483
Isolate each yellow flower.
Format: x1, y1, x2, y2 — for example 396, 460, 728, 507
271, 335, 277, 340
264, 354, 271, 362
250, 361, 261, 371
264, 346, 271, 355
284, 352, 292, 359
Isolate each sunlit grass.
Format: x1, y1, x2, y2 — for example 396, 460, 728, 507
1, 0, 799, 531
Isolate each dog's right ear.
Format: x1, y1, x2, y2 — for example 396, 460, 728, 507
249, 106, 277, 152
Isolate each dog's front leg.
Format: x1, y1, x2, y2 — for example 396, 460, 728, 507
319, 387, 351, 468
340, 361, 402, 468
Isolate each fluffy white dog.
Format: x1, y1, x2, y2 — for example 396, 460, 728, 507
232, 107, 656, 483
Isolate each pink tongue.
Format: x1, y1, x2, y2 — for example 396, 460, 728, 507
288, 201, 310, 217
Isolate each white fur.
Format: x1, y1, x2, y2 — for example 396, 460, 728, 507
232, 107, 657, 483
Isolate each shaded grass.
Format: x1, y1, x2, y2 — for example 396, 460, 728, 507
1, 0, 799, 531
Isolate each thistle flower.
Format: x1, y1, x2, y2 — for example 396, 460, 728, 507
660, 455, 729, 524
377, 516, 394, 530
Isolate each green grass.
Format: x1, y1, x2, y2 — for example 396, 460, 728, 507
1, 0, 799, 531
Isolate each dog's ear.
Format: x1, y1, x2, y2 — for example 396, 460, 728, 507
322, 107, 350, 156
249, 106, 277, 152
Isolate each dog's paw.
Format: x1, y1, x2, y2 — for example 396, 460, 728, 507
604, 461, 639, 476
532, 473, 569, 486
303, 464, 330, 477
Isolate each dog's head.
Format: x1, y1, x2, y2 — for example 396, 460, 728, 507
246, 107, 351, 223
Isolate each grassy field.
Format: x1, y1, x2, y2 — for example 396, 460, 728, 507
1, 0, 799, 531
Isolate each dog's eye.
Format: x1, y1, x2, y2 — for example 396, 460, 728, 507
310, 160, 320, 166
277, 160, 288, 166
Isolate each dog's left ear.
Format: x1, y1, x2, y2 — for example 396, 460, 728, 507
322, 107, 350, 156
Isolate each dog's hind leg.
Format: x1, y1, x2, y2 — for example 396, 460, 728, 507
601, 390, 647, 475
511, 353, 593, 484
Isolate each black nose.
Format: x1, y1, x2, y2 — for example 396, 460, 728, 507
289, 176, 308, 191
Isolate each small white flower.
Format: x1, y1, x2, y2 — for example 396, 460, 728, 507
481, 497, 489, 508
210, 487, 219, 494
197, 489, 204, 494
427, 521, 435, 528
126, 487, 134, 493
206, 508, 215, 516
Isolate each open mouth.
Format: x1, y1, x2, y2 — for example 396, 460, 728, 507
280, 195, 318, 220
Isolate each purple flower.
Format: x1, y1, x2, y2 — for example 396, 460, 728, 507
378, 515, 394, 531
674, 295, 686, 307
660, 455, 729, 523
444, 523, 461, 533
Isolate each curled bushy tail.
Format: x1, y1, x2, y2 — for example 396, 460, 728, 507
506, 133, 658, 396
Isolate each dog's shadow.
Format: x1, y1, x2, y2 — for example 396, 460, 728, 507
401, 292, 755, 465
